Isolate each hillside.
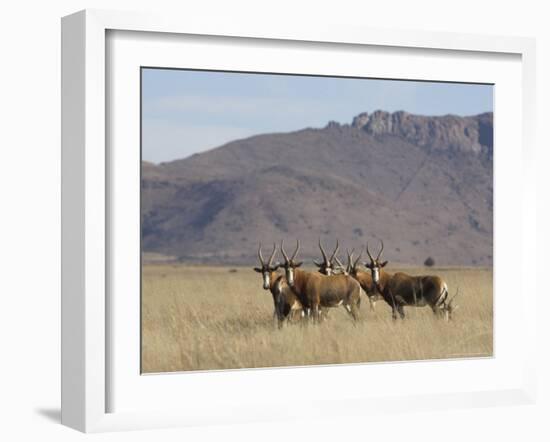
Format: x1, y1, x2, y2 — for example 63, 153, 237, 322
141, 110, 493, 266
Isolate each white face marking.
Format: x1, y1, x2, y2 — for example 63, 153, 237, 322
372, 267, 380, 283
262, 272, 270, 289
337, 300, 343, 306
286, 268, 294, 286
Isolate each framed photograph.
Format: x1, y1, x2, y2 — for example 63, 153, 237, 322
61, 9, 537, 433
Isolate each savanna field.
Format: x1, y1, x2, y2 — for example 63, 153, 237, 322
141, 265, 493, 373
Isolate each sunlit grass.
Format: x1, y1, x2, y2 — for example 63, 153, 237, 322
142, 265, 492, 373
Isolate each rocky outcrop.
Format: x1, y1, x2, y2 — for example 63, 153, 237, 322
352, 110, 493, 157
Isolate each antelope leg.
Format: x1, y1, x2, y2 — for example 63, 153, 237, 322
311, 305, 321, 323
344, 303, 359, 322
397, 304, 405, 319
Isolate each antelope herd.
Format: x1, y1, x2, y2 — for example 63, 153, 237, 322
254, 239, 460, 328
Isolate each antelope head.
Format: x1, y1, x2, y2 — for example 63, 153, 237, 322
344, 247, 362, 277
332, 254, 348, 275
280, 239, 302, 287
440, 288, 460, 321
344, 247, 376, 311
364, 239, 388, 285
313, 239, 340, 275
253, 242, 280, 290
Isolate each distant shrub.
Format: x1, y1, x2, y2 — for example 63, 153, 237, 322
228, 269, 238, 273
424, 257, 435, 267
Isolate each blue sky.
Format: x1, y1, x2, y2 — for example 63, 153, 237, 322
142, 68, 493, 164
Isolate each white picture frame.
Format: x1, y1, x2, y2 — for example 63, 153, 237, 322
61, 9, 537, 433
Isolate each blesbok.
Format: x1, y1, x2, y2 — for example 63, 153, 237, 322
279, 240, 363, 322
253, 243, 303, 328
313, 239, 341, 276
334, 248, 380, 311
363, 240, 459, 320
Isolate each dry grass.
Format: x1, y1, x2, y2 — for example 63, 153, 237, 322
141, 265, 493, 373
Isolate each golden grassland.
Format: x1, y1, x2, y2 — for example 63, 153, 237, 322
141, 264, 493, 373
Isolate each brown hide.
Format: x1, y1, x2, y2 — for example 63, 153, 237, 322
351, 270, 381, 300
269, 272, 303, 326
375, 270, 448, 318
290, 269, 362, 320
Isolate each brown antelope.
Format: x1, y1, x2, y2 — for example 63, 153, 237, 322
279, 240, 363, 322
334, 248, 380, 311
312, 239, 345, 320
313, 239, 341, 276
253, 243, 303, 328
363, 240, 459, 321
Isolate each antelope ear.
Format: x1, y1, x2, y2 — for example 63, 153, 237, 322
313, 260, 321, 267
363, 262, 372, 269
295, 261, 303, 268
381, 261, 388, 267
253, 267, 262, 273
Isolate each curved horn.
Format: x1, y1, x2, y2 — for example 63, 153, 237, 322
290, 239, 300, 260
346, 248, 355, 265
258, 242, 265, 266
318, 238, 328, 263
346, 248, 354, 273
448, 287, 460, 307
366, 242, 374, 262
268, 243, 277, 266
329, 239, 340, 262
353, 246, 363, 267
280, 240, 289, 263
376, 239, 384, 260
334, 255, 345, 270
